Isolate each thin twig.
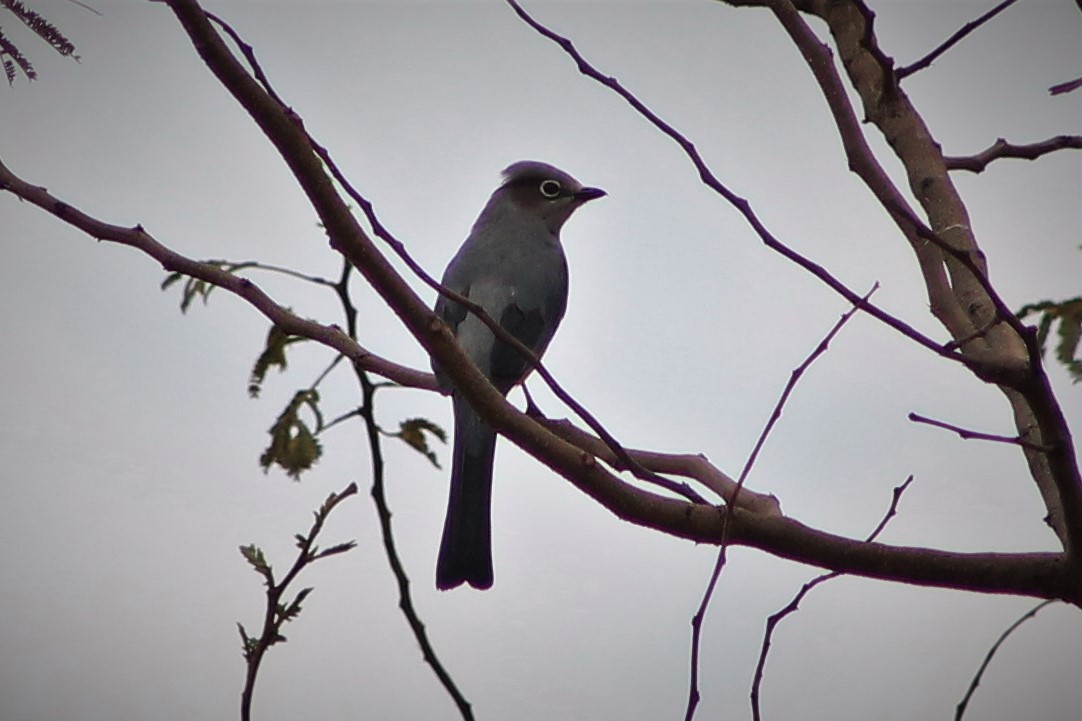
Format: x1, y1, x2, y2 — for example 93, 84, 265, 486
357, 367, 476, 721
955, 600, 1057, 720
685, 285, 877, 721
0, 157, 436, 391
750, 476, 913, 721
331, 260, 475, 721
64, 0, 103, 15
536, 416, 781, 514
205, 10, 288, 107
896, 0, 1018, 80
246, 260, 338, 287
318, 407, 361, 435
944, 135, 1082, 173
908, 412, 1053, 452
238, 483, 358, 721
310, 353, 344, 391
1049, 77, 1082, 96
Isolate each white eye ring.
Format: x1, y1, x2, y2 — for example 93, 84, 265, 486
539, 179, 562, 199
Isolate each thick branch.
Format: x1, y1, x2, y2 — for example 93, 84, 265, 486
944, 135, 1082, 174
743, 0, 1080, 559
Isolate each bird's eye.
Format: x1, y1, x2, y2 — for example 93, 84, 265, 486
539, 179, 563, 199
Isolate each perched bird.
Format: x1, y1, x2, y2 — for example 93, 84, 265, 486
432, 161, 605, 590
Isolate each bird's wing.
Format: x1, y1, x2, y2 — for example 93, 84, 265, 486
490, 301, 550, 391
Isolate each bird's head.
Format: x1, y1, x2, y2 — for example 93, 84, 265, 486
498, 160, 605, 233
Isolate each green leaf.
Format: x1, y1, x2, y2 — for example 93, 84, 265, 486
392, 417, 447, 469
260, 390, 324, 479
314, 541, 358, 560
236, 622, 258, 660
249, 325, 305, 398
1019, 296, 1082, 383
279, 587, 314, 623
160, 259, 259, 314
1052, 299, 1082, 383
239, 544, 272, 579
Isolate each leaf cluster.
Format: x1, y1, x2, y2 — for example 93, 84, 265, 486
1018, 297, 1082, 383
0, 0, 76, 85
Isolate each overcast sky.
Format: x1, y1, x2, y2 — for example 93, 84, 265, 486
2, 1, 1080, 720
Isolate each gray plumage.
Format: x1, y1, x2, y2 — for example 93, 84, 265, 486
432, 161, 605, 590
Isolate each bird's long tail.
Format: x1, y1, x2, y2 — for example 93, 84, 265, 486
436, 395, 496, 590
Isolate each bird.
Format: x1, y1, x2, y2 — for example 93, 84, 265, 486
432, 161, 605, 590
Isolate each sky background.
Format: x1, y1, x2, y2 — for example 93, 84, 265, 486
1, 1, 1080, 720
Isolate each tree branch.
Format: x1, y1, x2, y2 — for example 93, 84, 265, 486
0, 157, 435, 392
237, 483, 358, 721
688, 288, 874, 721
944, 135, 1082, 173
908, 412, 1053, 452
750, 476, 914, 721
536, 417, 780, 515
955, 599, 1058, 720
1049, 76, 1082, 96
895, 0, 1018, 80
355, 368, 475, 720
734, 0, 1079, 567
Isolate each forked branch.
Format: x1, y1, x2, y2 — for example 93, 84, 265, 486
944, 136, 1082, 174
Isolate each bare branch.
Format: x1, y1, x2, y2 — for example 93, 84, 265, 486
244, 260, 339, 287
0, 157, 436, 391
64, 0, 102, 17
1049, 76, 1082, 96
761, 0, 1029, 375
908, 412, 1053, 452
351, 361, 475, 718
751, 476, 915, 721
754, 0, 1081, 577
955, 600, 1058, 720
945, 135, 1082, 173
537, 417, 780, 514
895, 0, 1018, 80
238, 482, 358, 721
733, 285, 878, 504
687, 286, 876, 721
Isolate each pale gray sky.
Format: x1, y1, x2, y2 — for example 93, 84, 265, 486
1, 1, 1080, 720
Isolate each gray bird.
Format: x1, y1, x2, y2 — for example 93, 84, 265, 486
432, 161, 605, 590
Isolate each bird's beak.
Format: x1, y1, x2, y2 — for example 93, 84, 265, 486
574, 186, 606, 202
